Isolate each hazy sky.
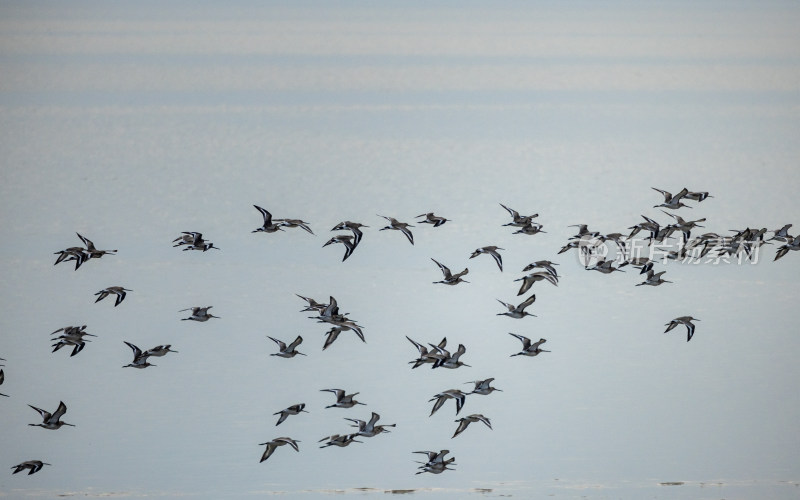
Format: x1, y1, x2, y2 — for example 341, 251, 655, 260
1, 1, 799, 498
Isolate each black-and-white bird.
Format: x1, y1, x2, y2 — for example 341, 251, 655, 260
274, 218, 314, 234
11, 460, 51, 475
509, 333, 549, 357
499, 203, 537, 227
274, 404, 308, 426
636, 270, 672, 286
514, 271, 557, 295
258, 437, 300, 462
318, 433, 362, 448
652, 187, 691, 210
267, 335, 306, 358
378, 215, 414, 244
407, 336, 447, 368
428, 389, 467, 416
414, 450, 456, 474
331, 221, 368, 248
664, 316, 700, 341
28, 401, 74, 430
180, 306, 219, 322
466, 377, 502, 395
123, 341, 155, 369
345, 411, 396, 437
431, 258, 469, 285
416, 212, 450, 227
452, 414, 492, 438
0, 369, 8, 397
496, 295, 537, 318
252, 205, 284, 233
94, 286, 132, 307
775, 235, 800, 261
470, 246, 504, 271
323, 234, 357, 262
77, 232, 117, 260
321, 388, 365, 409
144, 345, 177, 358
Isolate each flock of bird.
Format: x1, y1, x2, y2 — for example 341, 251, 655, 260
4, 187, 797, 479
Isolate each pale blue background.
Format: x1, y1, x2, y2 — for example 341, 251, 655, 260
1, 1, 799, 498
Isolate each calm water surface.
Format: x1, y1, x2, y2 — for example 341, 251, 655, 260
1, 1, 799, 498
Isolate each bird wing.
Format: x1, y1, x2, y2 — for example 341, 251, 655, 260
686, 322, 695, 342
124, 341, 143, 358
260, 443, 277, 462
399, 226, 414, 244
499, 203, 518, 218
672, 187, 689, 202
509, 333, 531, 349
76, 232, 95, 250
28, 404, 51, 420
651, 187, 671, 202
406, 336, 427, 355
254, 205, 272, 224
452, 419, 470, 438
276, 437, 300, 451
323, 329, 342, 351
321, 388, 345, 400
267, 336, 287, 351
488, 250, 503, 271
429, 395, 447, 416
517, 294, 536, 310
287, 335, 304, 351
50, 401, 68, 421
431, 258, 452, 279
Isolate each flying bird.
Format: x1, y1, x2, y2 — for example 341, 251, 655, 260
274, 404, 308, 426
345, 411, 396, 437
76, 233, 117, 259
378, 215, 414, 244
11, 461, 51, 475
252, 205, 284, 233
636, 270, 672, 286
0, 369, 8, 397
499, 203, 538, 227
123, 341, 155, 369
318, 433, 362, 449
28, 401, 74, 430
431, 258, 469, 285
94, 286, 132, 307
416, 212, 450, 227
470, 246, 504, 271
323, 234, 357, 262
652, 187, 691, 210
509, 333, 549, 357
496, 295, 537, 318
331, 221, 368, 248
144, 345, 178, 358
321, 388, 365, 409
465, 377, 502, 395
664, 316, 700, 341
429, 389, 468, 416
514, 271, 557, 295
452, 414, 492, 438
258, 437, 300, 463
180, 306, 219, 322
267, 335, 306, 358
407, 336, 447, 368
275, 218, 314, 234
